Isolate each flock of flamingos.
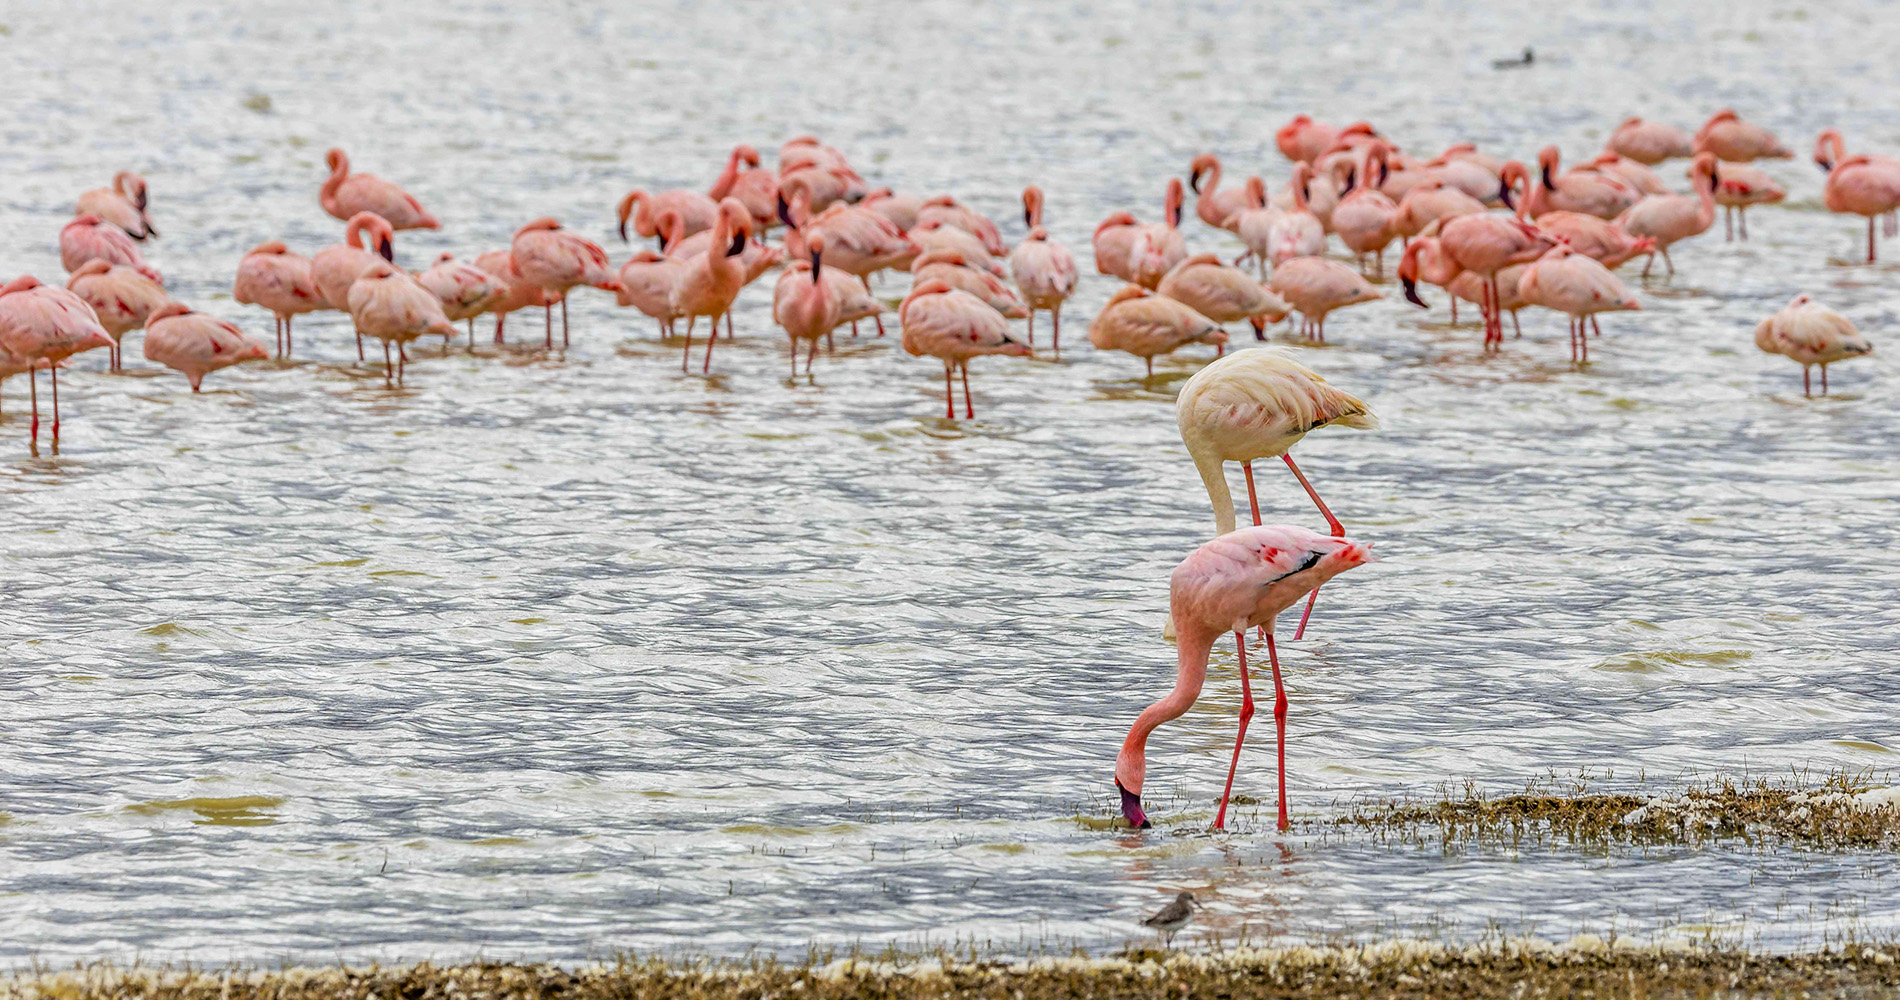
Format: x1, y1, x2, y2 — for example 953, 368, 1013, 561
5, 108, 1896, 830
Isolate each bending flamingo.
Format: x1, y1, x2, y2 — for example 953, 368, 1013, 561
1605, 118, 1693, 165
0, 275, 113, 450
1189, 154, 1250, 230
1268, 257, 1380, 342
347, 261, 455, 386
142, 303, 268, 391
320, 148, 438, 229
66, 260, 169, 371
313, 211, 396, 360
1156, 254, 1291, 340
1693, 110, 1792, 162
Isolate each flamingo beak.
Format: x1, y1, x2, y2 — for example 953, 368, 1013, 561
727, 231, 746, 257
619, 219, 630, 242
810, 250, 821, 281
1117, 781, 1151, 829
777, 195, 796, 231
1498, 182, 1515, 211
1023, 207, 1033, 228
1189, 168, 1202, 194
1402, 276, 1428, 308
378, 239, 393, 262
1541, 164, 1556, 189
1814, 158, 1832, 174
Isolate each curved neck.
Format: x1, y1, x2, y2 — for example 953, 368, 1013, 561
1115, 621, 1219, 794
321, 158, 348, 212
710, 152, 743, 200
345, 217, 365, 249
1191, 450, 1238, 535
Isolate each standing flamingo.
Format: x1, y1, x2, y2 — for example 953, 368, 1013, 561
1530, 212, 1655, 269
1228, 178, 1283, 278
1820, 153, 1900, 263
1268, 164, 1326, 267
708, 144, 779, 230
675, 199, 749, 372
916, 197, 1007, 257
320, 148, 439, 229
1331, 147, 1399, 274
1092, 212, 1142, 281
1754, 295, 1873, 395
1157, 255, 1291, 340
1116, 524, 1374, 831
1693, 111, 1793, 162
347, 261, 455, 386
1268, 257, 1380, 342
1087, 286, 1227, 375
861, 189, 925, 233
234, 241, 323, 358
60, 214, 162, 285
1526, 146, 1640, 220
618, 187, 721, 243
511, 218, 623, 349
1392, 177, 1485, 243
1189, 154, 1251, 230
76, 171, 155, 240
772, 233, 843, 375
417, 253, 509, 347
1426, 161, 1557, 346
1128, 180, 1188, 289
141, 304, 269, 391
1008, 186, 1078, 352
780, 176, 920, 287
1605, 118, 1694, 164
66, 260, 169, 371
313, 212, 396, 360
0, 276, 113, 450
1617, 153, 1720, 276
899, 279, 1031, 418
1516, 246, 1642, 363
616, 249, 688, 337
912, 251, 1029, 318
474, 251, 557, 345
1705, 162, 1786, 241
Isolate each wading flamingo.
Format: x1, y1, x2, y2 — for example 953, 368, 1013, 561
781, 176, 920, 285
772, 233, 843, 375
1526, 146, 1640, 220
1128, 179, 1189, 289
1093, 211, 1142, 281
0, 275, 113, 450
616, 249, 687, 337
1820, 153, 1900, 263
916, 197, 1007, 257
899, 279, 1031, 418
1424, 161, 1557, 346
1268, 257, 1379, 342
1529, 212, 1655, 269
234, 241, 322, 358
60, 214, 161, 285
618, 187, 720, 244
1116, 524, 1374, 831
1330, 146, 1399, 274
1230, 178, 1283, 278
1392, 177, 1485, 242
912, 251, 1029, 318
1606, 118, 1693, 165
675, 199, 750, 372
417, 253, 510, 347
708, 144, 779, 230
1516, 245, 1641, 363
346, 261, 454, 387
313, 211, 396, 360
141, 303, 268, 391
1087, 285, 1227, 375
511, 217, 622, 348
1175, 347, 1376, 641
1704, 161, 1786, 241
1008, 186, 1078, 350
1585, 153, 1669, 197
1693, 110, 1792, 162
474, 250, 557, 345
66, 260, 169, 371
861, 189, 924, 233
1267, 164, 1326, 267
321, 148, 438, 229
1617, 153, 1719, 276
1754, 294, 1872, 395
76, 171, 155, 240
1189, 154, 1250, 230
1156, 254, 1291, 340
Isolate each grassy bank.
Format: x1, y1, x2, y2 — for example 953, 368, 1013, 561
8, 938, 1900, 1000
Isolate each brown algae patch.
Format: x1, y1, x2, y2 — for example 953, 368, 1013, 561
1333, 772, 1900, 851
6, 940, 1900, 1000
124, 796, 284, 827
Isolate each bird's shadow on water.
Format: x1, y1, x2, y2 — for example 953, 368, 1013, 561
1092, 371, 1192, 402
912, 415, 1031, 440
1638, 279, 1715, 299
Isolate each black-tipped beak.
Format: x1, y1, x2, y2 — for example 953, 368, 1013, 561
810, 250, 822, 282
1301, 180, 1311, 202
1709, 164, 1720, 187
1814, 157, 1833, 174
378, 239, 393, 262
1499, 183, 1515, 211
1249, 316, 1265, 340
1402, 276, 1427, 308
1188, 168, 1202, 194
1378, 161, 1389, 186
777, 195, 796, 231
619, 219, 629, 242
1541, 164, 1556, 190
1023, 207, 1033, 228
143, 219, 158, 239
726, 231, 746, 257
655, 234, 666, 252
1340, 168, 1355, 196
1168, 204, 1181, 227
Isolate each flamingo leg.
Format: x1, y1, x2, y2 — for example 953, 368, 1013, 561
1568, 316, 1577, 364
788, 337, 798, 377
1242, 461, 1263, 526
544, 304, 553, 349
682, 320, 693, 372
943, 364, 955, 419
702, 312, 718, 372
806, 336, 818, 374
1512, 310, 1521, 338
1724, 206, 1733, 242
1284, 453, 1343, 641
1740, 207, 1750, 241
1803, 366, 1812, 397
382, 340, 393, 389
1591, 315, 1601, 339
561, 297, 569, 347
1145, 356, 1153, 377
1662, 248, 1675, 275
1052, 304, 1061, 353
274, 316, 283, 359
49, 367, 59, 447
287, 315, 294, 356
1212, 630, 1254, 832
398, 343, 407, 385
1822, 364, 1830, 395
356, 328, 365, 362
1267, 631, 1289, 832
1870, 218, 1878, 263
29, 369, 39, 448
725, 311, 733, 341
826, 330, 834, 353
875, 314, 886, 337
467, 318, 474, 349
851, 320, 860, 338
494, 314, 506, 345
1450, 297, 1458, 324
1026, 310, 1035, 349
960, 363, 973, 419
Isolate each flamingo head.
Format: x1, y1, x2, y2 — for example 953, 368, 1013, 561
0, 276, 41, 296
1497, 161, 1531, 212
1021, 185, 1044, 228
146, 302, 193, 323
1813, 129, 1843, 173
1397, 241, 1431, 308
348, 211, 396, 259
1163, 178, 1184, 228
1188, 153, 1218, 193
1094, 211, 1137, 238
806, 232, 826, 281
615, 190, 646, 241
69, 212, 105, 228
249, 240, 290, 256
1536, 145, 1561, 189
736, 144, 760, 167
1691, 152, 1720, 190
324, 147, 348, 173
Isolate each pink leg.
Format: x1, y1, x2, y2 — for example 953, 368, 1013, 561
1212, 630, 1254, 832
544, 305, 553, 349
561, 298, 570, 347
1822, 365, 1829, 395
356, 329, 365, 362
960, 363, 973, 419
943, 365, 955, 418
702, 312, 718, 372
725, 311, 733, 341
1026, 310, 1035, 349
1052, 305, 1061, 353
1267, 632, 1289, 831
286, 315, 294, 356
875, 314, 886, 337
383, 340, 393, 389
1242, 461, 1262, 526
49, 367, 59, 447
1284, 454, 1342, 641
28, 369, 38, 448
1803, 366, 1812, 397
682, 321, 693, 372
494, 314, 506, 345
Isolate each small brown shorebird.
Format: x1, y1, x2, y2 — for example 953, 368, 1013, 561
1142, 891, 1200, 946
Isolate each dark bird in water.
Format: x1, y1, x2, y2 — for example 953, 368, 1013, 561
1493, 47, 1534, 69
1142, 891, 1200, 946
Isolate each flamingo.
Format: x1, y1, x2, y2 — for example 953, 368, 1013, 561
1530, 212, 1655, 269
141, 303, 268, 391
1427, 161, 1557, 346
616, 249, 688, 337
66, 260, 169, 372
1393, 177, 1486, 242
1820, 153, 1900, 263
313, 211, 396, 360
772, 233, 843, 375
780, 176, 920, 285
475, 251, 558, 345
1814, 129, 1900, 253
1156, 254, 1291, 341
511, 217, 622, 349
1268, 257, 1380, 342
320, 148, 438, 229
1117, 524, 1374, 831
899, 278, 1031, 418
708, 144, 779, 230
660, 210, 783, 288
1618, 153, 1720, 276
912, 251, 1029, 318
1754, 294, 1873, 396
1128, 179, 1189, 289
1694, 110, 1793, 162
1704, 161, 1786, 241
0, 275, 113, 450
618, 187, 720, 243
1087, 285, 1227, 375
1274, 116, 1378, 164
1092, 211, 1142, 281
1526, 146, 1641, 220
1009, 186, 1078, 352
347, 261, 454, 387
416, 253, 509, 347
860, 189, 924, 233
60, 214, 161, 285
675, 199, 750, 372
1516, 246, 1642, 363
1267, 164, 1326, 267
234, 241, 323, 359
75, 171, 155, 240
1189, 154, 1251, 230
915, 197, 1007, 257
1401, 235, 1534, 338
1584, 152, 1670, 197
1605, 117, 1694, 165
1421, 144, 1506, 204
1331, 146, 1399, 274
907, 219, 999, 275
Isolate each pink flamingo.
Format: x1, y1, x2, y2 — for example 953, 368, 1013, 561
1393, 177, 1485, 241
234, 241, 323, 358
772, 232, 844, 375
1530, 212, 1655, 269
861, 189, 924, 233
0, 276, 113, 450
915, 197, 1007, 257
474, 250, 557, 345
616, 249, 687, 337
1008, 186, 1078, 351
1814, 130, 1900, 253
417, 253, 510, 347
1583, 152, 1670, 196
66, 260, 169, 371
1268, 257, 1380, 342
661, 210, 784, 289
1268, 164, 1326, 267
1157, 254, 1291, 340
1704, 161, 1785, 241
1274, 117, 1378, 164
75, 171, 155, 240
1526, 146, 1640, 220
912, 251, 1029, 318
781, 177, 920, 287
1087, 285, 1227, 375
1228, 178, 1282, 278
346, 261, 454, 387
899, 278, 1031, 417
708, 144, 779, 230
60, 214, 162, 285
141, 303, 268, 391
675, 199, 749, 372
1420, 144, 1505, 204
1754, 294, 1873, 395
1116, 524, 1374, 830
1605, 118, 1694, 165
1189, 154, 1251, 230
1331, 146, 1399, 274
1420, 161, 1556, 347
618, 187, 720, 244
1820, 153, 1900, 263
320, 148, 438, 229
1693, 110, 1792, 162
1128, 179, 1188, 289
1516, 245, 1641, 363
511, 218, 623, 349
1092, 211, 1142, 281
1617, 153, 1720, 276
313, 211, 396, 360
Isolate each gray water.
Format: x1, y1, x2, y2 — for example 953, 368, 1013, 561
5, 0, 1900, 967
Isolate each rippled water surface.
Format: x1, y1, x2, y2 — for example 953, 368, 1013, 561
6, 0, 1900, 967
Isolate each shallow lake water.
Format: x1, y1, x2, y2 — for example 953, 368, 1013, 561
4, 0, 1900, 967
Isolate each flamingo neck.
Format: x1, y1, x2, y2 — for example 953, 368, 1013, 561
710, 153, 742, 200
344, 217, 365, 250
1114, 621, 1219, 796
1192, 450, 1239, 535
320, 160, 348, 214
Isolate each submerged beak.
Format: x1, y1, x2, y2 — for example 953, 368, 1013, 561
1117, 781, 1151, 830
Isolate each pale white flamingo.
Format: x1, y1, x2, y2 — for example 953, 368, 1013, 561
616, 249, 687, 337
1754, 294, 1872, 395
1694, 110, 1793, 162
417, 253, 509, 347
1606, 118, 1694, 165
